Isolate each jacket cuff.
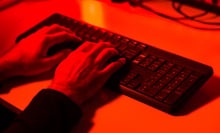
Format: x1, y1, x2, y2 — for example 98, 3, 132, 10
16, 89, 82, 133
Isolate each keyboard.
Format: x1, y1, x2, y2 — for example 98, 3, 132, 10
16, 13, 213, 115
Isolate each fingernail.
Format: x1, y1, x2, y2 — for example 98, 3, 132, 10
77, 37, 83, 42
105, 42, 112, 47
119, 58, 126, 64
72, 33, 83, 41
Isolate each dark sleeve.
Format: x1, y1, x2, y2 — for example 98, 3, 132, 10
4, 89, 82, 133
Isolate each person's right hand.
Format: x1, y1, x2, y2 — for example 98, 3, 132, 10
49, 41, 126, 105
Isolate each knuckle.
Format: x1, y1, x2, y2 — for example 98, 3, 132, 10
59, 31, 70, 36
49, 24, 64, 29
62, 32, 73, 38
50, 23, 59, 27
43, 35, 52, 42
83, 41, 95, 46
106, 48, 118, 55
47, 24, 71, 34
38, 26, 49, 32
88, 41, 96, 45
57, 32, 73, 40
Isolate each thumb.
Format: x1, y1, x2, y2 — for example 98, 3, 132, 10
42, 49, 72, 67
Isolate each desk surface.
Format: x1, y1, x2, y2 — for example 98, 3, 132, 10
0, 0, 219, 133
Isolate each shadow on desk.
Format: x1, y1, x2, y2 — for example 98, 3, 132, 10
71, 87, 121, 133
174, 75, 220, 115
0, 70, 54, 95
71, 76, 220, 133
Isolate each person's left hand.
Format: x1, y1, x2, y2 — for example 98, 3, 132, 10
1, 24, 82, 78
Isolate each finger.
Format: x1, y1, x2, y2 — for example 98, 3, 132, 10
46, 24, 73, 34
54, 50, 79, 78
87, 42, 111, 58
100, 58, 126, 77
46, 31, 82, 45
42, 49, 72, 68
30, 26, 49, 36
42, 31, 82, 55
75, 41, 96, 53
32, 24, 72, 37
94, 48, 119, 69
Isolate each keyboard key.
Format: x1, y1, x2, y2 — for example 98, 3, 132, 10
151, 65, 185, 101
122, 50, 137, 61
127, 75, 142, 89
120, 71, 138, 85
132, 54, 147, 64
145, 72, 164, 87
138, 86, 160, 97
120, 37, 130, 44
55, 16, 68, 26
83, 27, 98, 41
161, 62, 174, 71
109, 35, 123, 48
126, 46, 141, 55
155, 89, 172, 101
100, 31, 114, 42
69, 21, 80, 31
164, 72, 201, 105
165, 65, 183, 79
117, 43, 128, 53
139, 55, 157, 68
91, 29, 106, 42
175, 72, 201, 95
72, 22, 86, 32
152, 83, 164, 90
111, 34, 122, 44
147, 58, 165, 71
154, 62, 173, 76
144, 79, 156, 86
128, 40, 139, 47
76, 25, 91, 37
62, 19, 78, 29
163, 91, 182, 105
136, 43, 147, 51
168, 69, 191, 88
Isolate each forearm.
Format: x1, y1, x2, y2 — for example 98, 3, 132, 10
0, 57, 15, 82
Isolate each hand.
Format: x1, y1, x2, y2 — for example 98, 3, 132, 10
0, 24, 81, 79
49, 41, 126, 105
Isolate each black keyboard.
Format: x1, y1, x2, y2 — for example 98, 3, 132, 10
16, 13, 213, 115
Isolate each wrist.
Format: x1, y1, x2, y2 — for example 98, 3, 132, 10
49, 83, 84, 106
0, 56, 17, 82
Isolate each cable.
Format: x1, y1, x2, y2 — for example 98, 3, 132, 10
172, 0, 220, 25
172, 1, 209, 19
112, 0, 220, 30
129, 0, 208, 20
138, 1, 220, 30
